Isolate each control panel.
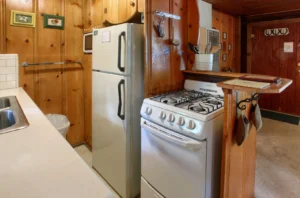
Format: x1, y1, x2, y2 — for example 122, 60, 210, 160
141, 103, 205, 140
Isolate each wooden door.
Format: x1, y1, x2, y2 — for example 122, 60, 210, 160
251, 22, 300, 115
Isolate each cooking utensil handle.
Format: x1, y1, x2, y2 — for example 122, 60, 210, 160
118, 31, 126, 72
141, 120, 203, 150
117, 79, 125, 120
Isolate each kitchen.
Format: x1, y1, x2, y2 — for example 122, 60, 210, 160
0, 0, 299, 198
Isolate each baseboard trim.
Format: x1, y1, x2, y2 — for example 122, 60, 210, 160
261, 109, 300, 125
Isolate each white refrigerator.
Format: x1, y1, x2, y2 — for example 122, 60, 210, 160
92, 23, 144, 198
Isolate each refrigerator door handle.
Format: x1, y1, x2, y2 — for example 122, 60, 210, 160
118, 79, 125, 120
118, 31, 126, 72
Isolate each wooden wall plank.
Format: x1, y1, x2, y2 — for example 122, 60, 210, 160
37, 0, 63, 114
187, 0, 199, 70
235, 17, 241, 72
170, 0, 187, 89
64, 0, 85, 145
138, 0, 144, 12
0, 0, 4, 54
5, 0, 35, 99
91, 0, 103, 29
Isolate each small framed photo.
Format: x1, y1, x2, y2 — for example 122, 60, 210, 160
223, 54, 227, 61
223, 32, 227, 39
10, 10, 36, 28
228, 44, 232, 51
44, 14, 64, 30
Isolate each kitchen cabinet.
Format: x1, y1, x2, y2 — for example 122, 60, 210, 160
102, 0, 139, 25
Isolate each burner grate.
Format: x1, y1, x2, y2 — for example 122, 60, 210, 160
150, 89, 224, 115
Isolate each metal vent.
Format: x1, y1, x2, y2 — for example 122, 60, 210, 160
207, 29, 220, 71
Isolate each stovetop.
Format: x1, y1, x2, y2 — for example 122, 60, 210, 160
150, 90, 224, 115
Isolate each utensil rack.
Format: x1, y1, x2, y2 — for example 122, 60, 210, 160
237, 93, 260, 110
21, 61, 82, 67
153, 10, 181, 20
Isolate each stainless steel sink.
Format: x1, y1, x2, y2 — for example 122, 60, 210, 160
0, 96, 29, 135
0, 110, 15, 130
0, 98, 10, 109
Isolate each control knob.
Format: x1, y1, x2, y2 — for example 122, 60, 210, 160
145, 107, 152, 115
177, 117, 185, 126
168, 114, 175, 123
159, 111, 166, 120
187, 120, 196, 130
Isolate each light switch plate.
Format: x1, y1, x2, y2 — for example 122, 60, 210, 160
284, 42, 294, 53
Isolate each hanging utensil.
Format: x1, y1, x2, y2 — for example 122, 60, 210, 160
170, 18, 180, 46
236, 111, 251, 146
250, 94, 263, 131
153, 13, 166, 38
197, 44, 204, 54
210, 46, 220, 54
188, 42, 199, 54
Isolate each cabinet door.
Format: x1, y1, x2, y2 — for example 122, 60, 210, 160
103, 0, 137, 24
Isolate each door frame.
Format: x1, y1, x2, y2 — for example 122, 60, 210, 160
247, 18, 300, 73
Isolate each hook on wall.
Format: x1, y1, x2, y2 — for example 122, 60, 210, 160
237, 93, 260, 111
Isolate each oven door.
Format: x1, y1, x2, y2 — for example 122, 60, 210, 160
141, 118, 207, 198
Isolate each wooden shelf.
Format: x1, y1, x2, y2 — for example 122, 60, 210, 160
217, 78, 293, 94
183, 70, 245, 78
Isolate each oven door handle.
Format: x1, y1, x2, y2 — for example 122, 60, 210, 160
141, 121, 203, 150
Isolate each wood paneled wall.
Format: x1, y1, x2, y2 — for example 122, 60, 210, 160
212, 10, 241, 72
0, 0, 84, 146
145, 0, 193, 97
82, 0, 144, 148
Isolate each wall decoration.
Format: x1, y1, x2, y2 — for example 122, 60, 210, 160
44, 14, 64, 30
10, 10, 36, 28
223, 32, 227, 39
228, 44, 232, 51
264, 28, 289, 36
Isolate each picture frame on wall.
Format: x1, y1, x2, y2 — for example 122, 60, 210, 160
44, 14, 65, 30
10, 10, 36, 28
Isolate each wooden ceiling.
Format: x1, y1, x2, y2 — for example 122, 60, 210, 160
203, 0, 300, 16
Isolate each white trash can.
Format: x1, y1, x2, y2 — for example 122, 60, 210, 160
46, 114, 70, 139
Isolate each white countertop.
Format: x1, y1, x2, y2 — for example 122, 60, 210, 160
0, 88, 117, 198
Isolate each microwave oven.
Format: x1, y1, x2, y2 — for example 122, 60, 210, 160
83, 33, 93, 53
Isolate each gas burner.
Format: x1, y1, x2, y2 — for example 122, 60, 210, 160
189, 104, 204, 112
161, 97, 177, 104
206, 100, 223, 106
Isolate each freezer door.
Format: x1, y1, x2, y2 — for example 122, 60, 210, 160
92, 23, 130, 75
92, 71, 129, 197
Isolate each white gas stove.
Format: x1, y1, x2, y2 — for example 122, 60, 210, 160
140, 80, 224, 198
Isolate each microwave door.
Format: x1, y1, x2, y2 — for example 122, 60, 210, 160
83, 33, 93, 54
